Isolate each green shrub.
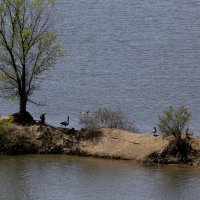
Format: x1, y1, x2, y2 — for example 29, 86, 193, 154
156, 106, 194, 164
79, 108, 137, 132
158, 106, 191, 140
0, 116, 14, 128
0, 117, 14, 150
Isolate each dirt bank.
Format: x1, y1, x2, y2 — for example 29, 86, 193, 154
1, 117, 200, 165
78, 128, 168, 160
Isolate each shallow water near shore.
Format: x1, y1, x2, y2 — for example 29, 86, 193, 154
0, 155, 200, 200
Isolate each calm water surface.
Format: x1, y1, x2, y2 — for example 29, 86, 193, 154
1, 2, 200, 199
1, 0, 200, 133
0, 155, 200, 200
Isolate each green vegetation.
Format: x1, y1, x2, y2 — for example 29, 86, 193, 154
158, 105, 191, 140
0, 116, 14, 128
79, 108, 138, 132
0, 0, 62, 123
0, 117, 36, 154
0, 117, 16, 154
156, 105, 194, 164
0, 117, 14, 150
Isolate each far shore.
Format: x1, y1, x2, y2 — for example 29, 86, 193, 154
1, 115, 200, 166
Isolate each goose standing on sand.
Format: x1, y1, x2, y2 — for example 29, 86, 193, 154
152, 126, 157, 135
60, 116, 69, 128
152, 126, 158, 136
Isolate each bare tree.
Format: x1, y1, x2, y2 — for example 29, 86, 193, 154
0, 0, 62, 123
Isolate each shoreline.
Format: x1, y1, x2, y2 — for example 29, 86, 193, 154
1, 117, 200, 166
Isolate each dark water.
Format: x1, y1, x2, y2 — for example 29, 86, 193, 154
1, 0, 200, 133
0, 155, 200, 200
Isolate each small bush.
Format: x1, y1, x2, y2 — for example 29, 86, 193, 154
79, 108, 137, 132
0, 118, 37, 154
146, 139, 194, 164
0, 117, 15, 153
161, 138, 193, 163
157, 106, 193, 164
0, 116, 14, 128
158, 106, 191, 139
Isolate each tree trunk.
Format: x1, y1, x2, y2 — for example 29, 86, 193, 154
12, 93, 34, 124
19, 95, 27, 114
20, 63, 26, 114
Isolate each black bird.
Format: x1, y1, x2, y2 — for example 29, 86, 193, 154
40, 113, 46, 124
152, 127, 158, 136
60, 116, 69, 128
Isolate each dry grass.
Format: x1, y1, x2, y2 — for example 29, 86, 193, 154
1, 115, 200, 165
78, 128, 169, 161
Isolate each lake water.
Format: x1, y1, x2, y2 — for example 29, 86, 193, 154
0, 155, 200, 200
1, 0, 200, 133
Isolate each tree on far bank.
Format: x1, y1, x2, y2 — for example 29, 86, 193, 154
0, 0, 62, 123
